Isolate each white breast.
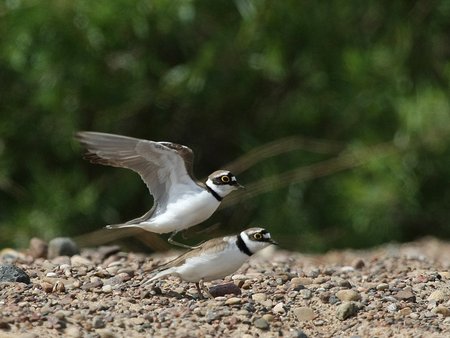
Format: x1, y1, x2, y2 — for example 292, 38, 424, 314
140, 190, 220, 233
175, 244, 250, 282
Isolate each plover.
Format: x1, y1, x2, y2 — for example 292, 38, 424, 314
76, 131, 243, 248
145, 227, 277, 298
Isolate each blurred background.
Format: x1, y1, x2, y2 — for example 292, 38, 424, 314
1, 0, 449, 252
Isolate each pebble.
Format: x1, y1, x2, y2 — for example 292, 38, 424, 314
225, 297, 241, 305
28, 238, 48, 258
96, 328, 118, 338
48, 237, 79, 259
0, 264, 31, 284
336, 302, 359, 320
300, 289, 312, 299
336, 289, 361, 302
352, 258, 365, 269
40, 281, 53, 293
399, 307, 412, 316
272, 302, 285, 314
293, 307, 316, 321
394, 289, 416, 302
93, 316, 106, 329
376, 283, 389, 291
432, 305, 450, 317
252, 293, 267, 303
428, 289, 448, 302
254, 317, 269, 330
387, 303, 398, 312
209, 283, 241, 297
70, 255, 93, 266
102, 285, 113, 293
65, 326, 82, 338
291, 277, 313, 287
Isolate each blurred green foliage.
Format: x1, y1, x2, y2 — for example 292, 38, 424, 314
1, 0, 449, 251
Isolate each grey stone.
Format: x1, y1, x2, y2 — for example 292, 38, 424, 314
336, 301, 359, 320
0, 264, 30, 284
254, 317, 269, 330
48, 237, 79, 259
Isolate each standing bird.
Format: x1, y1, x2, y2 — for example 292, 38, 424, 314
145, 227, 277, 298
76, 131, 244, 248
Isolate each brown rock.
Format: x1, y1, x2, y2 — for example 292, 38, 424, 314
209, 282, 241, 297
395, 289, 416, 302
293, 307, 316, 321
29, 238, 48, 259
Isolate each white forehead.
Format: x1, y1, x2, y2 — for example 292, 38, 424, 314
263, 232, 271, 239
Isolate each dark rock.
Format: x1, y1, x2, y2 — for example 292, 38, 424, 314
0, 264, 31, 284
209, 282, 242, 297
48, 237, 79, 259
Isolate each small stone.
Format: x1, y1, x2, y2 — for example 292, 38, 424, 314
209, 282, 241, 297
92, 316, 105, 329
394, 289, 416, 302
0, 264, 31, 284
432, 305, 450, 317
387, 303, 398, 313
336, 290, 361, 302
262, 314, 274, 322
65, 326, 82, 338
290, 330, 308, 338
46, 272, 57, 278
102, 285, 113, 293
252, 293, 267, 303
300, 289, 312, 299
254, 317, 269, 330
48, 238, 79, 259
96, 328, 118, 338
336, 301, 359, 320
70, 255, 92, 266
225, 297, 241, 305
352, 259, 365, 270
376, 283, 389, 291
29, 238, 48, 259
40, 281, 54, 293
53, 280, 65, 293
291, 277, 313, 287
428, 289, 448, 303
272, 302, 285, 314
399, 307, 412, 316
293, 307, 316, 321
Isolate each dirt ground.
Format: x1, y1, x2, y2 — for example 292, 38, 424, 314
1, 237, 450, 338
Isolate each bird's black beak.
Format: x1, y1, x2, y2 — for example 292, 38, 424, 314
236, 183, 245, 190
268, 238, 278, 245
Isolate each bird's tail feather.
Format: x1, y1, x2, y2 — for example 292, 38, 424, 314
143, 268, 176, 286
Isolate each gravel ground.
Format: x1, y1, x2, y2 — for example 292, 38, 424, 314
1, 237, 450, 338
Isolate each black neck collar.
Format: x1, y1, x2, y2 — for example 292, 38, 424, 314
236, 234, 253, 256
205, 184, 222, 202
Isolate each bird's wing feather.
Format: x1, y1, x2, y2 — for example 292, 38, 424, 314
76, 132, 197, 207
153, 236, 232, 271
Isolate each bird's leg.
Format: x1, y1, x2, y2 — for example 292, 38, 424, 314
195, 282, 204, 300
199, 279, 214, 299
168, 231, 200, 250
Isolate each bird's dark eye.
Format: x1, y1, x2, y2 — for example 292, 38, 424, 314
221, 176, 230, 183
254, 233, 262, 240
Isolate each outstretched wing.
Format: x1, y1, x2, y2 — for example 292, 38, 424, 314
76, 131, 198, 209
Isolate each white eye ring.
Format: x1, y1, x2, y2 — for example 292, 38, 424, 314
254, 233, 262, 240
221, 176, 230, 183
